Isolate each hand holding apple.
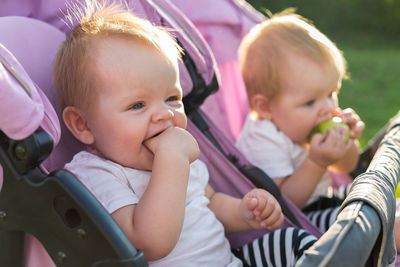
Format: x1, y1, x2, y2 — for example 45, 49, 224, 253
336, 108, 365, 140
309, 117, 350, 141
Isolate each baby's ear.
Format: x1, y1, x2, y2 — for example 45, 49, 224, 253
62, 106, 95, 145
251, 94, 272, 120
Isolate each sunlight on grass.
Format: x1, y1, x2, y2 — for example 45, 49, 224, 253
339, 46, 400, 148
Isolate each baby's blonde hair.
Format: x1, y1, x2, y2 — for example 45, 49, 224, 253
238, 9, 347, 106
54, 0, 182, 111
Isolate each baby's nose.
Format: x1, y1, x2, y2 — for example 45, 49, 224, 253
152, 105, 174, 122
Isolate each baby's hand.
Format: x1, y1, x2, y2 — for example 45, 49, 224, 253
335, 108, 365, 140
144, 127, 199, 163
239, 189, 284, 230
309, 125, 351, 168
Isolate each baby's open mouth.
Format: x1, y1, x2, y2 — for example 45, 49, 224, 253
152, 131, 162, 138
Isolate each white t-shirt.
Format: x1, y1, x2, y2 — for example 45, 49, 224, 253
65, 151, 242, 267
236, 115, 331, 204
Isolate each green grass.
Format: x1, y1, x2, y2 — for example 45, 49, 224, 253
338, 43, 400, 148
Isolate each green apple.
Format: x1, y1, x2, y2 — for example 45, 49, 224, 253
308, 116, 350, 141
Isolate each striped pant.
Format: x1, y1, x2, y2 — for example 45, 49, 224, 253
233, 227, 317, 267
304, 184, 352, 232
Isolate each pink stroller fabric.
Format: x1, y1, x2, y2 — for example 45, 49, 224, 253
171, 0, 265, 142
0, 43, 47, 140
0, 16, 65, 170
0, 16, 65, 267
0, 0, 72, 33
202, 61, 249, 141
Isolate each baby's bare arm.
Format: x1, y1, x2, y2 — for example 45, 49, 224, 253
275, 157, 327, 209
112, 127, 199, 260
277, 127, 349, 209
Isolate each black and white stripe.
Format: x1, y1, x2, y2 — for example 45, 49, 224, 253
234, 227, 317, 267
305, 183, 352, 232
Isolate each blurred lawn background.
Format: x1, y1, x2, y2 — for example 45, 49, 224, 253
247, 0, 400, 149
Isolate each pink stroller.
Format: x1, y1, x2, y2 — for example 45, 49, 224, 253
0, 0, 399, 266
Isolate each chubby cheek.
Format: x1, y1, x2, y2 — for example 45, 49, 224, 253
102, 131, 141, 163
175, 110, 187, 129
111, 142, 146, 168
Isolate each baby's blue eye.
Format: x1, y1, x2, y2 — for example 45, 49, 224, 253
130, 102, 144, 110
166, 95, 180, 102
305, 100, 315, 107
